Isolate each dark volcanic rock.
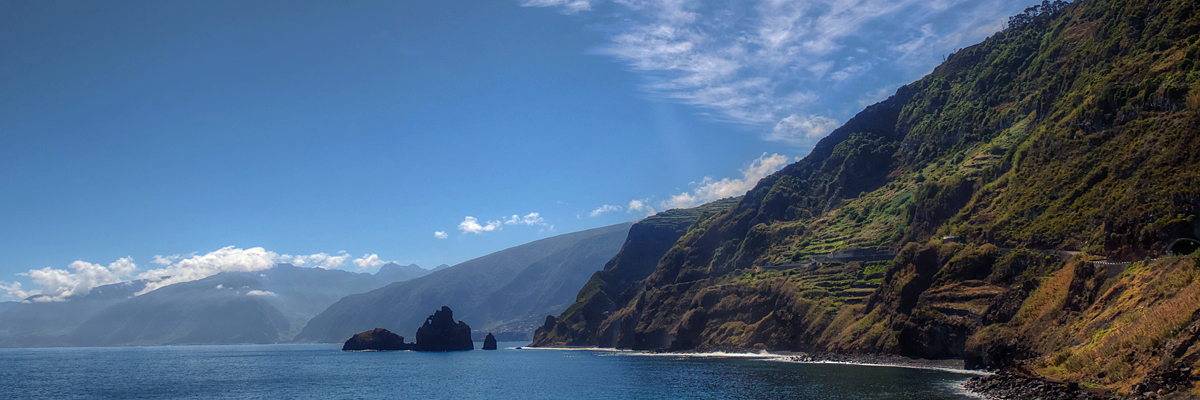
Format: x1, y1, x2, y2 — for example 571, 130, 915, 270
964, 371, 1105, 400
342, 328, 413, 351
483, 333, 497, 350
414, 306, 474, 351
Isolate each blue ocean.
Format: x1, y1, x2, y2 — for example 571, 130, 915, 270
1, 343, 982, 399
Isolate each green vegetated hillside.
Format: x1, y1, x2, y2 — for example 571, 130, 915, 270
534, 0, 1200, 395
294, 222, 633, 343
532, 198, 739, 346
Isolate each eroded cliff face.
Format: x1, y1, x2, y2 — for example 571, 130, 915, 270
531, 199, 738, 347
535, 0, 1200, 395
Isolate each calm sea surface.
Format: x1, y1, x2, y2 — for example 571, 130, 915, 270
0, 343, 981, 399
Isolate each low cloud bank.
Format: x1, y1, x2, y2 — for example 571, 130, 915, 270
1, 246, 398, 301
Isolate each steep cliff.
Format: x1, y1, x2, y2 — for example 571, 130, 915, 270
542, 0, 1200, 395
532, 198, 738, 346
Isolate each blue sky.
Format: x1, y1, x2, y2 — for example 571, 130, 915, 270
0, 0, 1033, 301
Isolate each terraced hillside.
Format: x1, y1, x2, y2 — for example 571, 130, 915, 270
534, 0, 1200, 395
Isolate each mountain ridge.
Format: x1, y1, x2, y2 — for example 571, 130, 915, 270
0, 262, 430, 347
533, 0, 1200, 395
295, 222, 634, 343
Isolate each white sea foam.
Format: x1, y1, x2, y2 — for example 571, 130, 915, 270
613, 350, 783, 359
515, 346, 633, 352
528, 346, 992, 377
768, 358, 993, 376
948, 379, 990, 399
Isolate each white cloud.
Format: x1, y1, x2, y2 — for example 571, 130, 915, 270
768, 114, 842, 145
1, 257, 139, 301
828, 62, 871, 82
520, 0, 1028, 148
807, 61, 835, 79
661, 153, 789, 209
276, 252, 352, 269
246, 290, 277, 297
0, 281, 32, 301
2, 247, 400, 301
151, 254, 188, 266
458, 216, 502, 234
137, 247, 276, 295
661, 192, 699, 211
504, 212, 547, 226
627, 199, 647, 212
589, 204, 623, 217
520, 0, 593, 14
352, 254, 397, 271
627, 199, 657, 217
434, 231, 449, 239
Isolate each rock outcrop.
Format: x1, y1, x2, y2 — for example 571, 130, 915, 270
482, 333, 497, 350
342, 328, 413, 351
414, 306, 473, 351
964, 372, 1102, 400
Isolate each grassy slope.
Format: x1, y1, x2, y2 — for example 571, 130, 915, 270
572, 0, 1200, 394
531, 198, 739, 346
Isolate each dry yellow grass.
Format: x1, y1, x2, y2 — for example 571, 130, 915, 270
1027, 257, 1200, 394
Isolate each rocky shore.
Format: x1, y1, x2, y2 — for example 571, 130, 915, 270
531, 347, 1194, 399
783, 353, 1114, 399
961, 370, 1121, 400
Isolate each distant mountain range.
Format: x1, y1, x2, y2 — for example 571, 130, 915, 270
0, 280, 147, 347
295, 222, 634, 343
0, 221, 635, 347
0, 263, 430, 347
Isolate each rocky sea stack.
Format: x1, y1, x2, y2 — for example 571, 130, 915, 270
414, 306, 473, 351
482, 333, 497, 350
342, 328, 413, 351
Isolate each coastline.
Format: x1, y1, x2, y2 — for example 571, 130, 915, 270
527, 346, 1122, 398
963, 370, 1110, 400
528, 346, 984, 375
770, 352, 988, 376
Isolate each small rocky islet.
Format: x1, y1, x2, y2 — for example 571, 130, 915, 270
342, 328, 411, 351
343, 306, 491, 352
482, 333, 497, 350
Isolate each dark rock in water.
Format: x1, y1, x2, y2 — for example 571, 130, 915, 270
483, 333, 497, 350
342, 328, 413, 351
414, 306, 474, 351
